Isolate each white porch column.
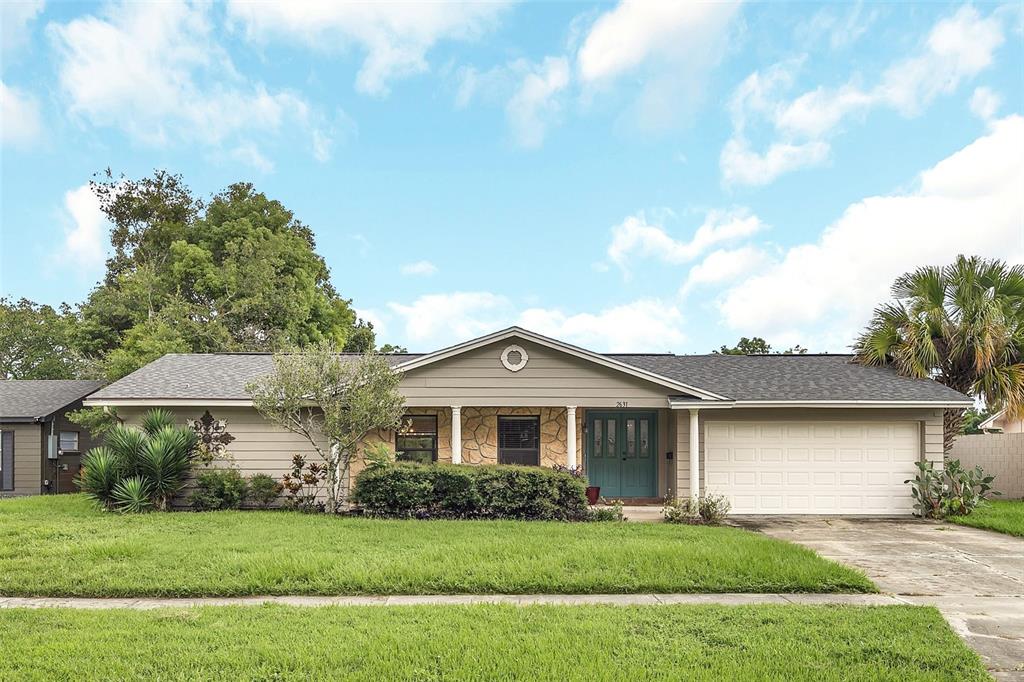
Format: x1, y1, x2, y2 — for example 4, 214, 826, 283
688, 408, 700, 500
566, 406, 577, 469
451, 406, 462, 464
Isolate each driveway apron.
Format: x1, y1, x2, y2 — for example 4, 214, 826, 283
734, 517, 1024, 680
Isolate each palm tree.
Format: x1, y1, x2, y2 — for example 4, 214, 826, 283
855, 255, 1024, 453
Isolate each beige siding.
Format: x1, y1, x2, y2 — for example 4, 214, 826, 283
675, 408, 944, 498
400, 339, 675, 408
1, 422, 43, 496
118, 407, 330, 482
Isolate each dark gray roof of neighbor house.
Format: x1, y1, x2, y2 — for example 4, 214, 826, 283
0, 380, 106, 420
88, 349, 970, 404
86, 353, 421, 401
611, 353, 970, 403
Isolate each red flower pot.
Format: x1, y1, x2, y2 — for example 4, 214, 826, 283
585, 486, 601, 505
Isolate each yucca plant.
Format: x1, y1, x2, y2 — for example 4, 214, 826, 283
141, 427, 198, 510
76, 447, 122, 510
111, 476, 153, 514
75, 409, 198, 512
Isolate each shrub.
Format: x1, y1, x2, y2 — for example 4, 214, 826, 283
907, 459, 999, 519
247, 474, 282, 509
588, 499, 624, 522
281, 454, 327, 513
111, 476, 152, 514
663, 494, 731, 525
352, 463, 589, 521
698, 494, 731, 524
76, 409, 198, 513
662, 496, 697, 524
189, 469, 248, 511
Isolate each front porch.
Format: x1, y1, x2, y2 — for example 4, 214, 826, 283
387, 406, 684, 501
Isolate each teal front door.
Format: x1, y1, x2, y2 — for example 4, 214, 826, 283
586, 411, 657, 498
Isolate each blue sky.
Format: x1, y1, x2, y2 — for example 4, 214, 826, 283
1, 1, 1022, 354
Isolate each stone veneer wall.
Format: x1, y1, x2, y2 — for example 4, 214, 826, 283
949, 433, 1024, 499
360, 407, 583, 472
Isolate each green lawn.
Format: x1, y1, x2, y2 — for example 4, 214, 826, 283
0, 604, 986, 681
948, 499, 1024, 537
0, 494, 872, 597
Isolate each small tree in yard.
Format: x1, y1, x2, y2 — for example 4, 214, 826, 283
247, 345, 405, 513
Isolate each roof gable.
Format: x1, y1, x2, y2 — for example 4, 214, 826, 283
395, 327, 727, 401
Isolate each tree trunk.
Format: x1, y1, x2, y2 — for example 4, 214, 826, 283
943, 408, 965, 457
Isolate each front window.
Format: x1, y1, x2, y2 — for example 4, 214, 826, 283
59, 431, 80, 452
395, 415, 437, 464
498, 416, 540, 466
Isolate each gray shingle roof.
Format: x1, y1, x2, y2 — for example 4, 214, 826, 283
87, 353, 421, 401
0, 380, 106, 420
611, 353, 970, 402
88, 350, 969, 404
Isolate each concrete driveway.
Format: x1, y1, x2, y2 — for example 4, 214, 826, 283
734, 517, 1024, 680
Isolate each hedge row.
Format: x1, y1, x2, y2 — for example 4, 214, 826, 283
351, 463, 589, 521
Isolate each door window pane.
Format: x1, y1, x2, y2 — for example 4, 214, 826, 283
626, 419, 636, 458
606, 419, 616, 456
593, 419, 603, 458
639, 419, 649, 458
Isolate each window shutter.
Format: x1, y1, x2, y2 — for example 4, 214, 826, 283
1, 431, 14, 491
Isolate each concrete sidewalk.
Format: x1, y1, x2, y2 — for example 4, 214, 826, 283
0, 592, 905, 610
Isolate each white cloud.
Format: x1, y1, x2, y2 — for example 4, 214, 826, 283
720, 138, 830, 187
388, 292, 511, 343
722, 6, 1007, 185
230, 142, 274, 173
506, 57, 570, 148
0, 80, 42, 147
47, 1, 325, 157
400, 260, 438, 276
970, 86, 1002, 122
576, 0, 741, 130
607, 209, 765, 275
227, 1, 511, 97
57, 184, 107, 271
383, 290, 687, 352
1, 0, 44, 56
795, 3, 879, 51
716, 115, 1024, 349
681, 246, 770, 295
518, 300, 685, 352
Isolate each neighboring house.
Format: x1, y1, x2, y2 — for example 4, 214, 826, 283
978, 409, 1024, 433
0, 380, 105, 496
84, 327, 971, 515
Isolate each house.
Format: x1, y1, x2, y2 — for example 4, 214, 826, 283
84, 327, 971, 515
0, 380, 105, 496
978, 409, 1024, 433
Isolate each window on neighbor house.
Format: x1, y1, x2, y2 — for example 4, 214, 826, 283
498, 416, 540, 466
59, 431, 80, 452
1, 430, 13, 491
395, 414, 437, 464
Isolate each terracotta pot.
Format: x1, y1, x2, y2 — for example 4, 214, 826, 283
585, 486, 601, 505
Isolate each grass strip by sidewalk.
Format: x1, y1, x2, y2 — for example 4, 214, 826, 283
948, 499, 1024, 537
0, 604, 986, 681
0, 495, 873, 597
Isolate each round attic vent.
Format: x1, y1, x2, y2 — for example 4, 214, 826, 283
500, 344, 529, 372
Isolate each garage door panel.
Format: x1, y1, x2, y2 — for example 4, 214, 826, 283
705, 421, 919, 515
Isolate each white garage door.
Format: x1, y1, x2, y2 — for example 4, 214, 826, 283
704, 421, 920, 515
